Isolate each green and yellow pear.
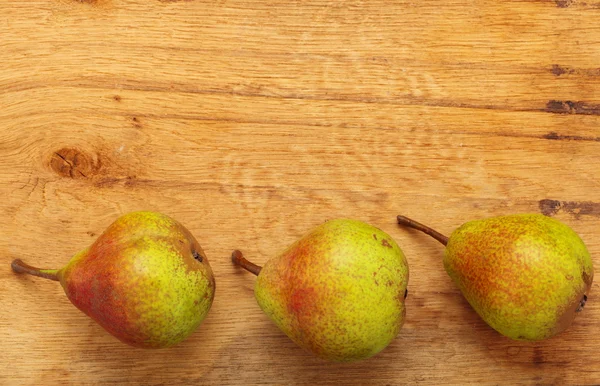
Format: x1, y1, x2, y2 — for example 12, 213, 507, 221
12, 211, 215, 348
232, 219, 409, 362
397, 213, 593, 340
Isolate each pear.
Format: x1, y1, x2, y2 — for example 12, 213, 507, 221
232, 219, 409, 362
397, 213, 593, 340
11, 211, 215, 348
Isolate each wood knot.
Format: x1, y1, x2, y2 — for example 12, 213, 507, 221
50, 148, 99, 179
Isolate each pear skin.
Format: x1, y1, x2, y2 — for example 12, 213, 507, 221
233, 219, 409, 362
12, 211, 215, 348
398, 213, 593, 341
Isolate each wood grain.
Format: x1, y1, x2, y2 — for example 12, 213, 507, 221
1, 0, 599, 384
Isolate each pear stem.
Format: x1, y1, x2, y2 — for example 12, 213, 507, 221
11, 259, 60, 281
397, 215, 449, 246
231, 250, 262, 276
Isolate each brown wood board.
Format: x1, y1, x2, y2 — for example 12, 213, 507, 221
1, 1, 599, 384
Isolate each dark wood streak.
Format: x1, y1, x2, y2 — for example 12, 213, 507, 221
549, 64, 600, 77
539, 199, 600, 218
72, 0, 111, 6
555, 0, 573, 8
532, 347, 545, 365
542, 132, 600, 142
545, 100, 600, 116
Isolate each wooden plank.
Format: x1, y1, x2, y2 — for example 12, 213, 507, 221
1, 0, 600, 384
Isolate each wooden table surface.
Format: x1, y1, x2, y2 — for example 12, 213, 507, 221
1, 1, 599, 384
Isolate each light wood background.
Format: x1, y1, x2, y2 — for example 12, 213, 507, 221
1, 0, 599, 384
